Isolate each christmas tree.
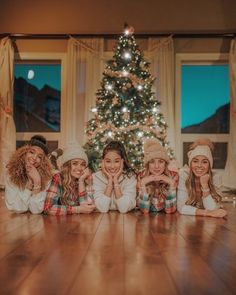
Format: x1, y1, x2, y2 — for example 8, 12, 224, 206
84, 24, 174, 172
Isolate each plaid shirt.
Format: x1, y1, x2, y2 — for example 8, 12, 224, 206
43, 173, 94, 216
137, 170, 179, 214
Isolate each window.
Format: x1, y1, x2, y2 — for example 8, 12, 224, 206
176, 54, 229, 169
14, 63, 61, 133
181, 65, 229, 134
14, 53, 66, 152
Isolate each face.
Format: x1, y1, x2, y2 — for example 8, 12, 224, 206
104, 150, 122, 176
25, 146, 44, 168
148, 158, 166, 176
191, 155, 210, 178
70, 158, 87, 179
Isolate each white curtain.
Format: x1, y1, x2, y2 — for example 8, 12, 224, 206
0, 37, 16, 187
148, 37, 176, 152
223, 39, 236, 189
64, 37, 103, 146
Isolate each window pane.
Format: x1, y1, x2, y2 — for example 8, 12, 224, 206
14, 63, 61, 132
183, 142, 228, 169
181, 65, 230, 134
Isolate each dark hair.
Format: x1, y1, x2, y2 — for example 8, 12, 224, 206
102, 141, 135, 175
29, 135, 49, 155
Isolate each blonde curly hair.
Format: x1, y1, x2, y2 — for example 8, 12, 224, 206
7, 145, 53, 191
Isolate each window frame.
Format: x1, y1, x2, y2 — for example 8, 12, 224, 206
175, 53, 229, 170
14, 52, 66, 149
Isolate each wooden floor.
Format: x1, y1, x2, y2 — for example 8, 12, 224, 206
1, 191, 236, 295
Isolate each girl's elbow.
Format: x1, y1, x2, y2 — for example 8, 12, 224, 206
118, 207, 129, 214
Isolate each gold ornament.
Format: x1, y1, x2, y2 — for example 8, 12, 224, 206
123, 112, 130, 120
112, 97, 119, 105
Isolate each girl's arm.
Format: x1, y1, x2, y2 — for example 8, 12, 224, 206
200, 173, 221, 210
177, 170, 197, 216
43, 174, 75, 216
5, 176, 46, 214
93, 173, 112, 213
115, 176, 137, 213
164, 171, 178, 214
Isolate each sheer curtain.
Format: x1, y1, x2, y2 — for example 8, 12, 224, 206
64, 37, 103, 146
148, 37, 176, 152
0, 37, 16, 187
223, 39, 236, 189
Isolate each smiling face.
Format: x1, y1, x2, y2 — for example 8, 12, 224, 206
148, 158, 166, 176
70, 158, 87, 179
103, 150, 122, 176
25, 146, 44, 168
190, 155, 210, 178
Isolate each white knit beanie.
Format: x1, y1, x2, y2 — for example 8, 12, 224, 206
188, 145, 213, 168
61, 142, 88, 165
144, 138, 169, 165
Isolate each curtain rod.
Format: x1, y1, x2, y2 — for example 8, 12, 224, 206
1, 32, 235, 40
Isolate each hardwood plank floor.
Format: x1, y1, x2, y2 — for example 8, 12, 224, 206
0, 191, 235, 295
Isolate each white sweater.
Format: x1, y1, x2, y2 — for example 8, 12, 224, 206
92, 171, 137, 213
177, 166, 221, 215
5, 176, 48, 214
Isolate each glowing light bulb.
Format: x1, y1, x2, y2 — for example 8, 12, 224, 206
91, 107, 97, 113
152, 107, 158, 113
108, 131, 113, 137
137, 131, 143, 137
106, 84, 113, 90
123, 52, 131, 60
124, 29, 130, 35
137, 85, 143, 90
122, 107, 128, 112
122, 70, 129, 77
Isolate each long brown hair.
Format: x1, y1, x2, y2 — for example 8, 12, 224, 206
59, 160, 78, 205
7, 145, 52, 191
185, 166, 221, 208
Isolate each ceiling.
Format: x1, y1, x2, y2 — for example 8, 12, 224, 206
0, 0, 236, 36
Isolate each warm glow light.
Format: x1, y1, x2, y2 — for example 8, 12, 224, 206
91, 107, 97, 113
106, 84, 113, 90
137, 85, 143, 90
123, 52, 131, 60
124, 29, 130, 35
137, 131, 143, 137
152, 107, 158, 113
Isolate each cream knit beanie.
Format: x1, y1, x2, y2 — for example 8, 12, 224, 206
188, 145, 213, 168
144, 138, 169, 165
61, 142, 88, 165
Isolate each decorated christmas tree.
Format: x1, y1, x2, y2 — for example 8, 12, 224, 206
84, 24, 174, 172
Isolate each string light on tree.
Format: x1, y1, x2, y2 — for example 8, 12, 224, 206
91, 107, 98, 113
123, 51, 132, 60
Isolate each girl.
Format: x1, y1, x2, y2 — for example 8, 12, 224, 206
138, 138, 178, 214
93, 141, 137, 213
43, 142, 95, 215
5, 135, 52, 214
177, 138, 227, 218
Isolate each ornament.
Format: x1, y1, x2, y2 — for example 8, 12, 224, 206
123, 112, 130, 120
112, 97, 119, 105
